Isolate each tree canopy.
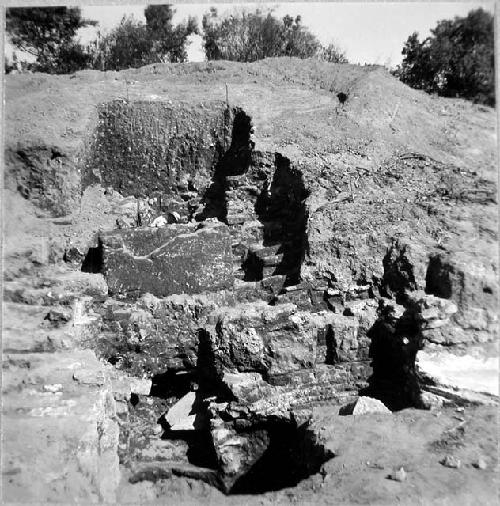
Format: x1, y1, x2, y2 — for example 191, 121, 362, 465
6, 5, 347, 74
94, 5, 198, 71
394, 8, 494, 106
6, 7, 96, 73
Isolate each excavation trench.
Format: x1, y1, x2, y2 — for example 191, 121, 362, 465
76, 99, 430, 494
79, 99, 330, 494
118, 369, 334, 495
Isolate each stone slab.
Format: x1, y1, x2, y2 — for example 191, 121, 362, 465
101, 222, 234, 297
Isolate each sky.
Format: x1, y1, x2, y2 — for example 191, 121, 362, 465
6, 2, 496, 67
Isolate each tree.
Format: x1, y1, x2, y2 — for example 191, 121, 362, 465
145, 4, 198, 62
202, 8, 322, 62
95, 5, 198, 71
94, 16, 153, 71
281, 14, 320, 58
394, 8, 494, 106
6, 7, 96, 73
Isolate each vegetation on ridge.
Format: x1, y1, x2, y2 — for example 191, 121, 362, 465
5, 5, 494, 106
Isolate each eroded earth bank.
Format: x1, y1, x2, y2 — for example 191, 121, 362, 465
2, 59, 498, 505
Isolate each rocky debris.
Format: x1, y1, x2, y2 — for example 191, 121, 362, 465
211, 424, 270, 493
408, 291, 458, 330
420, 391, 445, 410
64, 245, 87, 265
204, 399, 334, 495
341, 396, 391, 416
473, 457, 488, 470
388, 467, 407, 482
4, 269, 108, 308
440, 455, 461, 469
425, 252, 498, 344
43, 307, 72, 326
91, 292, 233, 377
100, 221, 234, 298
202, 302, 375, 385
104, 367, 152, 397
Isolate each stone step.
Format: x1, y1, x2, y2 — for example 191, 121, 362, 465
179, 191, 199, 201
233, 269, 246, 280
275, 289, 311, 307
248, 243, 283, 257
129, 460, 219, 487
260, 274, 287, 294
262, 266, 277, 277
225, 175, 248, 189
2, 347, 120, 503
262, 254, 284, 267
225, 198, 255, 211
226, 214, 248, 225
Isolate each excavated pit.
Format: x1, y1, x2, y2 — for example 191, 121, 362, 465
76, 99, 428, 495
120, 366, 334, 495
228, 420, 333, 495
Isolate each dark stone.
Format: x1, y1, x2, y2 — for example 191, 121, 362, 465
100, 222, 234, 298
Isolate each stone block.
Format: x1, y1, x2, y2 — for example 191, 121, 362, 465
340, 396, 391, 415
204, 304, 374, 384
101, 222, 234, 297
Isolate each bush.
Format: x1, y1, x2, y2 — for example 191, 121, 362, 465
317, 43, 348, 64
202, 8, 322, 62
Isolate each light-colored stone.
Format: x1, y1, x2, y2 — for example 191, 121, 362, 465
43, 383, 63, 393
351, 396, 391, 415
389, 467, 407, 482
73, 368, 106, 386
473, 457, 488, 470
211, 424, 270, 493
441, 455, 461, 469
420, 391, 444, 410
150, 216, 167, 228
165, 391, 197, 431
129, 378, 152, 396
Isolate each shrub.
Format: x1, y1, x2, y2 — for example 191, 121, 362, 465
202, 8, 322, 62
